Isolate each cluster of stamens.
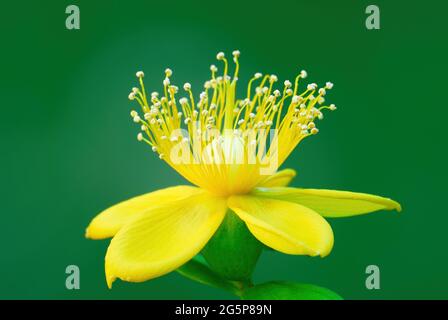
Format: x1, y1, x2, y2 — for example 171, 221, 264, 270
127, 50, 336, 194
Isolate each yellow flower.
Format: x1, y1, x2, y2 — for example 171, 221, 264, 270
86, 51, 401, 288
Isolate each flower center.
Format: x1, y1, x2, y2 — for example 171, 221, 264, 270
128, 51, 336, 196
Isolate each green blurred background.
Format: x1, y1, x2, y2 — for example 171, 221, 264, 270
1, 0, 446, 299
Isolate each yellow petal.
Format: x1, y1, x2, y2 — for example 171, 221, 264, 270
257, 169, 297, 188
105, 191, 227, 287
253, 187, 402, 218
85, 185, 200, 239
227, 195, 333, 257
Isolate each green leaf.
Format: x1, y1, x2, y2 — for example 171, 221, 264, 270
201, 210, 263, 281
176, 255, 241, 295
241, 281, 343, 300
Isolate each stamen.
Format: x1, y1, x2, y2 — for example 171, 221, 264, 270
127, 51, 336, 195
